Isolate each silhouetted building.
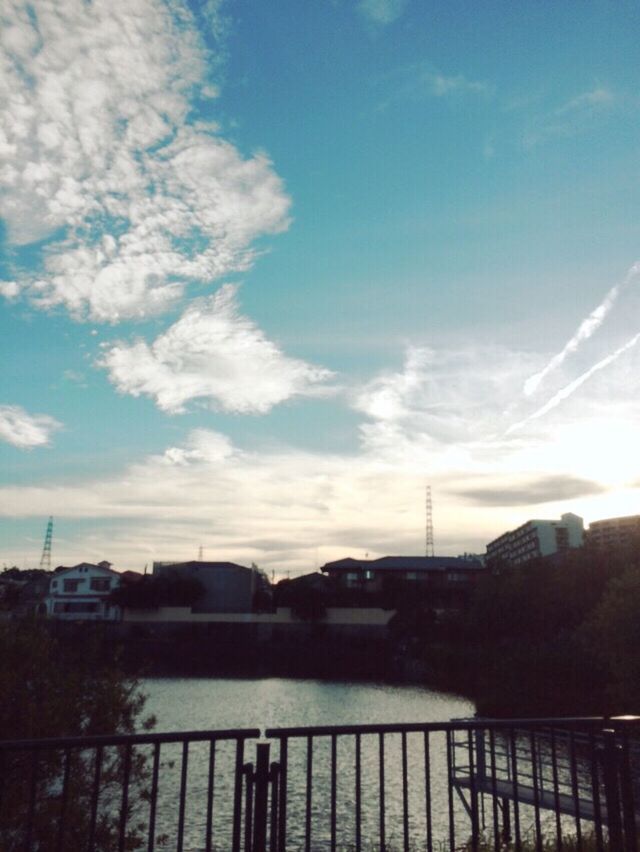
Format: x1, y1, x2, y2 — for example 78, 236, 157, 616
486, 513, 584, 567
152, 560, 265, 613
587, 514, 640, 550
321, 555, 484, 607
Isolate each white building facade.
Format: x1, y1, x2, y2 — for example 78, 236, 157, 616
486, 513, 584, 567
45, 561, 121, 620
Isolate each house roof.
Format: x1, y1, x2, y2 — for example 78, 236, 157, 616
321, 555, 483, 573
52, 562, 119, 578
155, 560, 253, 572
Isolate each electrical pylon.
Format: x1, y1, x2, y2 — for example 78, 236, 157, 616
39, 516, 53, 570
425, 487, 434, 557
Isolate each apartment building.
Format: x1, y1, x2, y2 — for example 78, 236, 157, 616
587, 514, 640, 550
486, 513, 584, 567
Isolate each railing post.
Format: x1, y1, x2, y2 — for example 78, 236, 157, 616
601, 728, 624, 851
253, 743, 271, 852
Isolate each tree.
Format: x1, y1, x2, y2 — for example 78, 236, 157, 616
0, 619, 155, 850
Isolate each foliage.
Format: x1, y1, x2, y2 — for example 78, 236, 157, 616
109, 574, 204, 610
276, 578, 327, 622
0, 619, 154, 850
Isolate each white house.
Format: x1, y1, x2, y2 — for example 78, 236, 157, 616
45, 561, 121, 621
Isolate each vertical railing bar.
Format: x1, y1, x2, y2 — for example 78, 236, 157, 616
468, 729, 478, 852
55, 748, 71, 852
270, 762, 280, 852
25, 748, 38, 851
424, 731, 432, 852
331, 734, 337, 852
446, 730, 456, 852
147, 742, 161, 852
205, 739, 216, 852
401, 731, 409, 852
588, 731, 604, 852
355, 732, 362, 852
620, 726, 638, 852
175, 741, 189, 852
509, 728, 521, 852
118, 743, 133, 852
529, 730, 542, 852
489, 729, 500, 852
550, 728, 563, 849
88, 745, 103, 851
233, 738, 245, 852
378, 732, 386, 852
569, 729, 583, 851
244, 764, 254, 852
277, 738, 288, 852
305, 735, 313, 852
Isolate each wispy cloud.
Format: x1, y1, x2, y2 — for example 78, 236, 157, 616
357, 0, 408, 26
375, 62, 490, 112
100, 284, 334, 414
0, 405, 62, 448
0, 0, 290, 322
522, 84, 616, 148
524, 262, 640, 396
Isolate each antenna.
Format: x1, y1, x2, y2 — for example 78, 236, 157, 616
198, 545, 203, 561
39, 516, 53, 570
425, 487, 434, 557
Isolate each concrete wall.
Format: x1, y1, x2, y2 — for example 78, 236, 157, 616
123, 606, 394, 626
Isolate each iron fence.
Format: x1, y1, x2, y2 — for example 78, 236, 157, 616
1, 717, 639, 851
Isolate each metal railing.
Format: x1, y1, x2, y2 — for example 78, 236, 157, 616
1, 717, 639, 851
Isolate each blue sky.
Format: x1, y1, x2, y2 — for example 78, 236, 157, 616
1, 0, 639, 573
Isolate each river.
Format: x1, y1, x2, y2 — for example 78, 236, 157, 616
137, 677, 475, 850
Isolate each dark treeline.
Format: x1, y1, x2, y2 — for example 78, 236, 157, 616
399, 542, 640, 716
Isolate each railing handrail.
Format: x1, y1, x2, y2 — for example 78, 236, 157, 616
265, 715, 640, 739
4, 716, 639, 750
0, 727, 261, 751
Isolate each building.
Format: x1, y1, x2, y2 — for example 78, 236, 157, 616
320, 555, 485, 607
486, 513, 584, 567
587, 514, 640, 550
152, 561, 266, 613
44, 561, 121, 620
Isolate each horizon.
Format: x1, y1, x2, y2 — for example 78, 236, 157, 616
1, 0, 640, 574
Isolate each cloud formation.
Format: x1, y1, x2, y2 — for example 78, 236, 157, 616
0, 405, 61, 448
450, 474, 605, 507
0, 0, 290, 322
100, 284, 333, 413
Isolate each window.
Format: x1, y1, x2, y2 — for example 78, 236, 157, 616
63, 579, 81, 593
90, 577, 111, 592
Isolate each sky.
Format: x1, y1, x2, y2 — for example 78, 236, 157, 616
1, 0, 640, 575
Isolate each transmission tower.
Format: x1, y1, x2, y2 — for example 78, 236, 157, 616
39, 516, 53, 570
425, 487, 434, 557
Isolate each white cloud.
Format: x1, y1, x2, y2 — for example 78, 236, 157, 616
358, 0, 408, 25
0, 281, 19, 299
2, 337, 640, 570
0, 405, 61, 448
0, 0, 290, 322
100, 284, 334, 413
